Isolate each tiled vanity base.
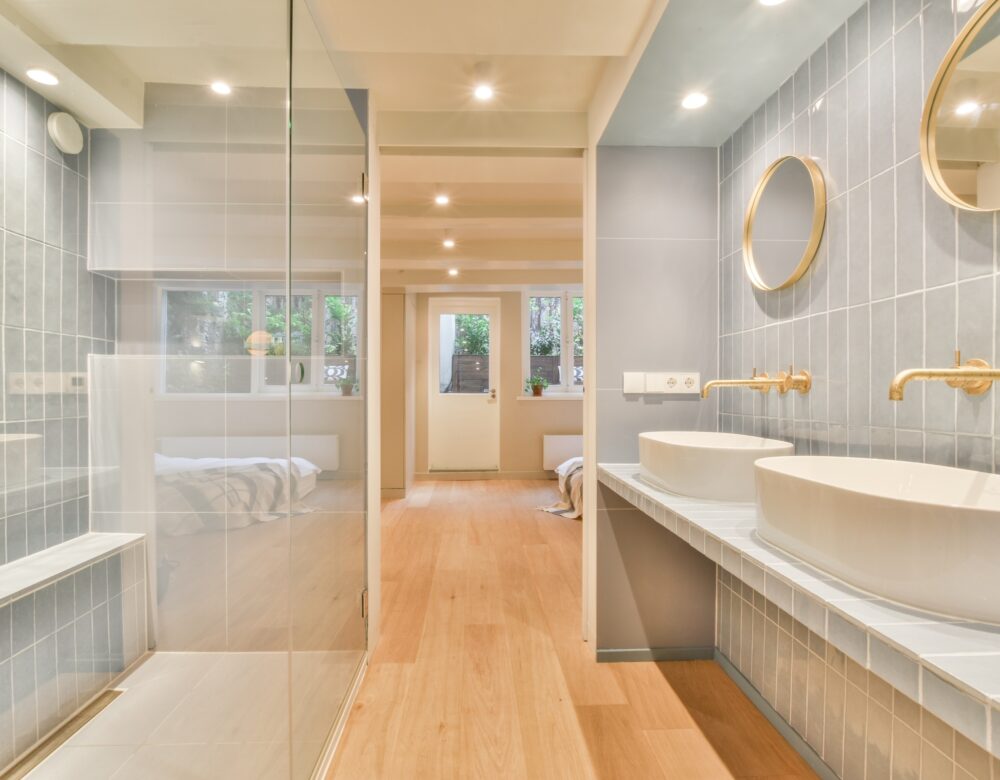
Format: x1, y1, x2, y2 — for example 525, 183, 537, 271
0, 538, 147, 772
719, 570, 997, 780
598, 464, 1000, 774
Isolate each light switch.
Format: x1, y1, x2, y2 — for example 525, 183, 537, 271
622, 372, 645, 394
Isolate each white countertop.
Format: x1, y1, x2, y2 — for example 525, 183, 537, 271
598, 463, 1000, 755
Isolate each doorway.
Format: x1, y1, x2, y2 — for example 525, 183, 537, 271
427, 297, 501, 471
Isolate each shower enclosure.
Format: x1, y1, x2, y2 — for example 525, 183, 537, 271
0, 0, 367, 777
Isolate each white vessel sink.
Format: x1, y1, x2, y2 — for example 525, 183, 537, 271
756, 456, 1000, 623
638, 431, 794, 502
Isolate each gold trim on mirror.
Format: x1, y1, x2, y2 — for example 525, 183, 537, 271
921, 0, 1000, 212
742, 155, 827, 292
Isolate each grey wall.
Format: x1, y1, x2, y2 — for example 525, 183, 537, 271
594, 146, 719, 654
719, 0, 999, 469
596, 146, 719, 462
0, 69, 117, 562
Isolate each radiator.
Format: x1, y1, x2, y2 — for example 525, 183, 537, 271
542, 435, 583, 470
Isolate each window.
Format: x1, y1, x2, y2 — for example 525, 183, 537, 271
161, 286, 361, 394
439, 313, 491, 394
525, 290, 583, 392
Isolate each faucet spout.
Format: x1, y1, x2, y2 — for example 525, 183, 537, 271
889, 353, 1000, 401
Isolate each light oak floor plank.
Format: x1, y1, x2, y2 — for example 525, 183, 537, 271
328, 480, 817, 780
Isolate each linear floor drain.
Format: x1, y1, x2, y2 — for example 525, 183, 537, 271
2, 689, 124, 779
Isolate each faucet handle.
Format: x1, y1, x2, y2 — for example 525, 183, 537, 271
955, 349, 962, 367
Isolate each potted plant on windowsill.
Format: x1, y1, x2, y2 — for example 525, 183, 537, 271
524, 376, 549, 397
339, 379, 356, 397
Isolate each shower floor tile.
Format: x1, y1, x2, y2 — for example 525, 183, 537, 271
28, 650, 362, 779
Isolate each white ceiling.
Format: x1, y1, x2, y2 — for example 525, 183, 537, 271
380, 153, 583, 272
601, 0, 867, 146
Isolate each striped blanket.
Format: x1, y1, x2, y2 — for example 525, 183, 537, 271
540, 457, 584, 519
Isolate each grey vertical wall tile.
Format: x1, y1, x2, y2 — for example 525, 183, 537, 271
871, 300, 895, 428
847, 64, 869, 189
926, 181, 957, 288
957, 278, 994, 435
896, 156, 924, 294
4, 137, 26, 235
849, 305, 871, 428
810, 44, 827, 106
893, 18, 922, 164
829, 24, 848, 86
957, 212, 994, 281
849, 184, 870, 305
847, 4, 869, 71
869, 41, 894, 177
870, 170, 896, 300
869, 0, 893, 50
896, 292, 924, 430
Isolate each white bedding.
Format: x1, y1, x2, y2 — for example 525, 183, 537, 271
153, 454, 322, 535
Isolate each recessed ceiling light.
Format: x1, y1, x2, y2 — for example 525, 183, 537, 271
474, 84, 494, 101
448, 268, 459, 277
759, 0, 788, 6
351, 194, 365, 204
681, 92, 709, 110
26, 69, 58, 86
442, 238, 456, 249
955, 100, 981, 116
210, 81, 232, 96
435, 194, 450, 205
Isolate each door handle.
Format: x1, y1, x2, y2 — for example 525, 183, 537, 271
490, 388, 496, 400
293, 361, 305, 384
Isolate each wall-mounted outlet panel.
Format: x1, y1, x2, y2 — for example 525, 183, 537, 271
644, 372, 701, 395
7, 372, 88, 395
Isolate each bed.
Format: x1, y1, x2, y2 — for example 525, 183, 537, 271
541, 456, 584, 519
154, 454, 322, 535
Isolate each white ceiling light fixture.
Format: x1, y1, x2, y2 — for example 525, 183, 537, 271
26, 69, 59, 86
442, 238, 456, 249
210, 81, 232, 96
351, 194, 366, 204
955, 100, 981, 116
435, 194, 450, 205
759, 0, 788, 6
681, 92, 709, 110
448, 268, 459, 277
472, 61, 495, 102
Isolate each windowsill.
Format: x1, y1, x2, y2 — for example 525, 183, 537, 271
516, 393, 583, 401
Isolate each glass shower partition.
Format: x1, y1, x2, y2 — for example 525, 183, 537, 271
287, 0, 369, 776
33, 0, 368, 777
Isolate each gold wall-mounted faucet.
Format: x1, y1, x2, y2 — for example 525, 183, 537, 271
701, 366, 812, 399
889, 350, 1000, 401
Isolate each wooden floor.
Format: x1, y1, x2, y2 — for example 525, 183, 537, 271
328, 480, 817, 779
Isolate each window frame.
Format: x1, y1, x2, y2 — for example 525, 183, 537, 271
157, 281, 363, 396
522, 287, 583, 395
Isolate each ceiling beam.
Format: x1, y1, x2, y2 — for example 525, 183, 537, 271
378, 110, 587, 150
0, 0, 143, 128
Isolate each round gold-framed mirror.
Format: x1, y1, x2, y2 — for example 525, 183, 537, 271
922, 0, 1000, 211
742, 155, 827, 292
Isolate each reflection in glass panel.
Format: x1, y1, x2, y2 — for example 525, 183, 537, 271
265, 294, 313, 385
324, 295, 360, 390
529, 296, 562, 385
163, 290, 253, 393
439, 313, 491, 393
573, 296, 584, 386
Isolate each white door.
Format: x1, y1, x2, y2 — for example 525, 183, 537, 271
428, 297, 500, 471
